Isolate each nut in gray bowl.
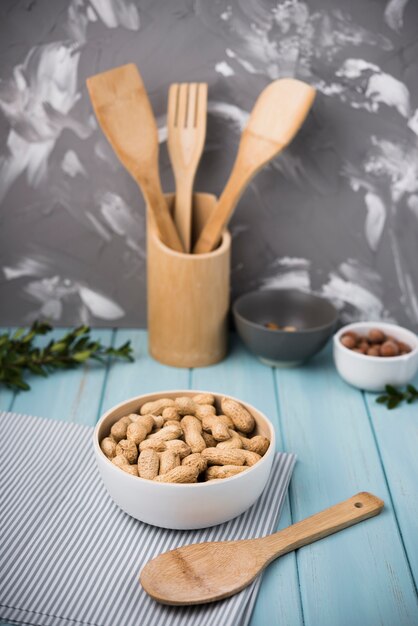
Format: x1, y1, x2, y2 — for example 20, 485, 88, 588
233, 289, 339, 367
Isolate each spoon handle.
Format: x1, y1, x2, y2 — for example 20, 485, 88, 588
260, 492, 384, 563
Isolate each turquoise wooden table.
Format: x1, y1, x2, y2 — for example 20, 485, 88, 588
1, 329, 418, 626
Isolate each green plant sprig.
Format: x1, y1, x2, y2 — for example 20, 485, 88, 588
0, 321, 134, 392
376, 384, 418, 410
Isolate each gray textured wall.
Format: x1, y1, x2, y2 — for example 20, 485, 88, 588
0, 0, 417, 329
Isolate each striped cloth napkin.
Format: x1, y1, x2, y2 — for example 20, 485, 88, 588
0, 411, 295, 626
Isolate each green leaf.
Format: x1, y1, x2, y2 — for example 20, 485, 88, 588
50, 342, 68, 353
74, 325, 90, 337
385, 384, 403, 397
406, 384, 418, 396
72, 350, 92, 362
376, 395, 389, 404
0, 321, 134, 391
387, 396, 401, 410
13, 379, 31, 391
27, 362, 47, 377
12, 328, 26, 340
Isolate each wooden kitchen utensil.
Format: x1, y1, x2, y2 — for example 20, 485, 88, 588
147, 192, 230, 367
193, 78, 316, 254
140, 491, 384, 605
86, 64, 184, 252
167, 82, 208, 252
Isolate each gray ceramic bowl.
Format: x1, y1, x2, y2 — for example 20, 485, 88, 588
233, 289, 338, 366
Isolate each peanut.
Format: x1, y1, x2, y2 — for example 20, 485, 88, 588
202, 431, 217, 448
240, 435, 270, 456
130, 413, 161, 432
194, 404, 217, 420
240, 450, 262, 466
216, 430, 243, 450
140, 398, 175, 415
138, 414, 158, 433
181, 415, 206, 453
182, 453, 207, 474
164, 419, 183, 428
115, 439, 138, 464
154, 466, 199, 483
201, 415, 230, 441
162, 407, 181, 422
202, 447, 245, 466
221, 397, 255, 433
205, 465, 247, 480
139, 439, 167, 453
148, 424, 182, 442
110, 416, 131, 442
127, 413, 141, 422
101, 393, 270, 482
174, 396, 197, 416
193, 393, 215, 405
112, 454, 129, 468
138, 449, 159, 479
100, 437, 117, 458
121, 464, 139, 477
159, 450, 180, 474
126, 422, 148, 445
150, 415, 165, 429
165, 439, 192, 459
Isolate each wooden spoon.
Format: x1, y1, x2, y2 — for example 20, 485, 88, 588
140, 491, 384, 605
86, 64, 184, 252
193, 79, 316, 254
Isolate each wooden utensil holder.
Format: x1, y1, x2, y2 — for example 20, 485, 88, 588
147, 193, 231, 367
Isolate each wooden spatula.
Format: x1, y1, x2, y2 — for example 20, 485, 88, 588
86, 64, 184, 252
167, 82, 208, 252
140, 491, 384, 605
193, 79, 316, 254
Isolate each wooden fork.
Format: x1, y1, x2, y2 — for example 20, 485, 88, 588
167, 83, 208, 252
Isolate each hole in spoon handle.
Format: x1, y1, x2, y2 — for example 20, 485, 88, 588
262, 492, 384, 561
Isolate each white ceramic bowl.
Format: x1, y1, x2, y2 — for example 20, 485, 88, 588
333, 322, 418, 392
93, 390, 275, 529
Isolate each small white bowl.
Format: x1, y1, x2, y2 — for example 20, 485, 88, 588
333, 322, 418, 392
93, 390, 275, 529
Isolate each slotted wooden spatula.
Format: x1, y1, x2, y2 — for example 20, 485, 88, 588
86, 64, 184, 252
168, 82, 208, 252
193, 78, 316, 254
140, 492, 384, 605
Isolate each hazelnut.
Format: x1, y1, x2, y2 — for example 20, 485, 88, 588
353, 348, 366, 354
344, 331, 358, 341
368, 328, 386, 344
397, 341, 411, 354
341, 334, 356, 349
367, 346, 381, 357
265, 322, 280, 330
358, 340, 370, 352
380, 341, 400, 357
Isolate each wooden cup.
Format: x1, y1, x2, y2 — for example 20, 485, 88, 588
147, 193, 231, 367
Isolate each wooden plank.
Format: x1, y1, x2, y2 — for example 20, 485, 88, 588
192, 335, 303, 626
365, 370, 418, 590
10, 329, 114, 427
274, 347, 418, 626
100, 329, 190, 416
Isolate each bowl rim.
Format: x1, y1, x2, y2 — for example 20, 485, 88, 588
334, 321, 418, 362
233, 288, 339, 334
93, 390, 276, 489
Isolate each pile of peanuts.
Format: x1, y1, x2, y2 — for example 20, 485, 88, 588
340, 328, 411, 357
100, 394, 270, 483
